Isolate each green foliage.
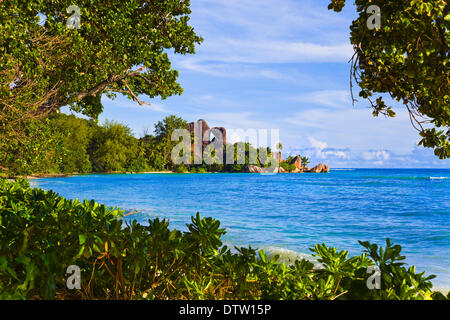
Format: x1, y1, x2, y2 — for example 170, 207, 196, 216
49, 114, 93, 173
173, 164, 188, 173
190, 166, 208, 173
153, 115, 188, 169
0, 179, 446, 300
280, 161, 296, 172
301, 156, 310, 167
0, 1, 202, 175
1, 112, 288, 175
221, 142, 270, 172
329, 0, 449, 158
0, 0, 202, 120
127, 156, 151, 173
0, 119, 65, 175
89, 120, 140, 172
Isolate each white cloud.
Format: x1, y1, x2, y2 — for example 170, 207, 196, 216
308, 137, 328, 150
192, 0, 350, 43
284, 107, 418, 154
321, 150, 350, 159
292, 90, 352, 108
177, 59, 294, 79
146, 103, 170, 113
186, 40, 353, 65
190, 94, 215, 105
306, 137, 350, 160
362, 150, 391, 161
174, 0, 355, 79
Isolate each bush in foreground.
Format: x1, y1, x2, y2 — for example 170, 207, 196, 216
0, 179, 448, 300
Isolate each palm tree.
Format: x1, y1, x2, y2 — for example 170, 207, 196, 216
301, 156, 310, 168
276, 142, 283, 151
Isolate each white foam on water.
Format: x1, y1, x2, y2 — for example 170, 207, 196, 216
28, 180, 39, 188
263, 246, 322, 268
430, 177, 449, 180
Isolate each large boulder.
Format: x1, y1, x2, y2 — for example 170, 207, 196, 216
309, 163, 330, 173
245, 166, 287, 174
289, 156, 302, 171
187, 119, 227, 149
244, 165, 262, 173
188, 119, 211, 148
210, 126, 227, 146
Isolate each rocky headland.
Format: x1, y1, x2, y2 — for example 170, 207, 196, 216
244, 155, 330, 174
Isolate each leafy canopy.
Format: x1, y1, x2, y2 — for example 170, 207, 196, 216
0, 0, 201, 172
1, 0, 202, 117
0, 0, 202, 159
328, 0, 449, 158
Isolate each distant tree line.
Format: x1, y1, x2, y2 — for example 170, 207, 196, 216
1, 114, 292, 176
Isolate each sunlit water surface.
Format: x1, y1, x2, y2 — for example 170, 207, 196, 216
34, 169, 450, 288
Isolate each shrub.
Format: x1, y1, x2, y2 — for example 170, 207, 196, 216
280, 161, 297, 172
0, 179, 447, 300
190, 166, 208, 173
173, 164, 188, 173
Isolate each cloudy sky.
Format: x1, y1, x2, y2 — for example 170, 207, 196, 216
84, 0, 449, 168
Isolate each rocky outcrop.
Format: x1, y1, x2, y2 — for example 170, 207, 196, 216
244, 166, 287, 174
210, 127, 227, 146
188, 119, 211, 149
187, 119, 227, 149
244, 163, 329, 174
289, 156, 303, 171
244, 165, 263, 173
288, 156, 329, 173
307, 163, 330, 173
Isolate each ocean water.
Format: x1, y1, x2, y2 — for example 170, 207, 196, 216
34, 169, 450, 288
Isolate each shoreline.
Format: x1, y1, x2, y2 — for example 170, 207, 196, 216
5, 171, 175, 180
7, 169, 330, 180
22, 174, 450, 295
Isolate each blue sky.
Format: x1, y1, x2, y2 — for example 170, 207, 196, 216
67, 0, 449, 168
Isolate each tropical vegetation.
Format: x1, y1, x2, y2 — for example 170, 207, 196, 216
0, 178, 448, 300
0, 0, 201, 174
328, 0, 449, 159
1, 114, 299, 176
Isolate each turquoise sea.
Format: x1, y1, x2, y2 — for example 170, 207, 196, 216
34, 169, 450, 288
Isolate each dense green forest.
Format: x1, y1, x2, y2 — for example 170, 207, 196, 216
0, 113, 289, 176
